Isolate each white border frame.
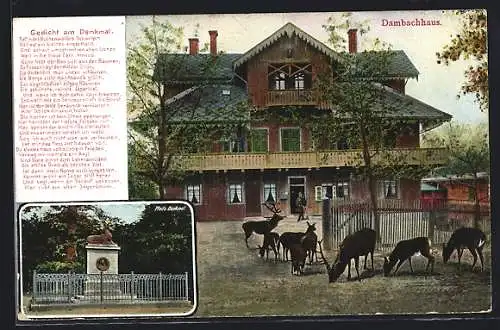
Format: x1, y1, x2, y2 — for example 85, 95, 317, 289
17, 200, 198, 320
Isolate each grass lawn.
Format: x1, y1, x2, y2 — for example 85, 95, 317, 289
193, 217, 492, 317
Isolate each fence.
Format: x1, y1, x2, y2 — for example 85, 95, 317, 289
32, 271, 190, 305
323, 199, 491, 253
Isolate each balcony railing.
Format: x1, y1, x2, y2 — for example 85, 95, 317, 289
177, 148, 448, 171
266, 89, 316, 106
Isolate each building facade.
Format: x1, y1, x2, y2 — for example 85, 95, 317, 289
151, 23, 452, 221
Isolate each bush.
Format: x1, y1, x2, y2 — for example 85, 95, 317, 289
35, 261, 85, 274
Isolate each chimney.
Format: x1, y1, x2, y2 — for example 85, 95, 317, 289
188, 38, 199, 55
347, 28, 357, 53
209, 30, 218, 56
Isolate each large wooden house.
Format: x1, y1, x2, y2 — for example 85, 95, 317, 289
154, 23, 452, 221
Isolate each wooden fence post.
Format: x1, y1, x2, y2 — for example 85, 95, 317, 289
322, 198, 332, 250
428, 208, 435, 245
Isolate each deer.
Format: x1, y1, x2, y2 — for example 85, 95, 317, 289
443, 227, 486, 271
242, 201, 284, 248
300, 221, 318, 264
258, 231, 280, 261
317, 228, 376, 282
289, 243, 307, 275
87, 228, 115, 245
278, 222, 315, 262
383, 237, 435, 276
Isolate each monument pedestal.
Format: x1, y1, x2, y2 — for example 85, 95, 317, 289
84, 243, 122, 298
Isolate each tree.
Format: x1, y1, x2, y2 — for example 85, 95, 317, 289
114, 204, 193, 274
422, 122, 490, 228
20, 205, 122, 291
127, 16, 249, 199
436, 10, 488, 112
316, 13, 436, 241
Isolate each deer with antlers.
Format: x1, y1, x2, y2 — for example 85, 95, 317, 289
242, 201, 284, 248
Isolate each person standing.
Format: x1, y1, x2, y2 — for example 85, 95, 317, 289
296, 192, 307, 222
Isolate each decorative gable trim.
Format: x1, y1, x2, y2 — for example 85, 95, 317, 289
233, 22, 342, 68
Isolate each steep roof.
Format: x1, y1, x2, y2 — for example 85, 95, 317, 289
233, 22, 343, 68
354, 50, 419, 79
153, 53, 242, 83
167, 84, 251, 124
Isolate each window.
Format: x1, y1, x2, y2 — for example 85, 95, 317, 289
380, 179, 399, 199
280, 128, 301, 152
227, 183, 244, 204
294, 72, 305, 90
263, 183, 277, 203
249, 128, 268, 152
315, 186, 323, 201
271, 72, 286, 90
268, 63, 312, 90
186, 184, 201, 205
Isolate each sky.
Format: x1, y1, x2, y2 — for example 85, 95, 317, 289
126, 10, 489, 125
19, 202, 146, 225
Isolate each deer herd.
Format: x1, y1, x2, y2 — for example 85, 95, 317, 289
242, 202, 488, 283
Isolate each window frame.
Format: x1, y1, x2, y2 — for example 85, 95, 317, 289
249, 127, 269, 153
227, 183, 244, 205
279, 127, 302, 152
379, 179, 399, 199
185, 183, 202, 205
263, 183, 278, 204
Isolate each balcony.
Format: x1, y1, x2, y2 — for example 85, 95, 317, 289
266, 89, 316, 106
179, 148, 449, 172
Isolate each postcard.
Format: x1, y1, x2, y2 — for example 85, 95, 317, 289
13, 10, 491, 320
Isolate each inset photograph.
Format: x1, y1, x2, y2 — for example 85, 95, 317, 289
18, 201, 197, 319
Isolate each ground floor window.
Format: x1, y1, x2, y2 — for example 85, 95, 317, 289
228, 183, 244, 204
315, 181, 350, 201
186, 184, 202, 205
380, 179, 399, 199
263, 183, 277, 203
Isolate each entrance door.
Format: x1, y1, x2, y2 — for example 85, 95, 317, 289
289, 177, 306, 214
245, 179, 261, 217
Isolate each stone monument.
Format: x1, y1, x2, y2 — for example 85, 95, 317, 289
84, 228, 122, 298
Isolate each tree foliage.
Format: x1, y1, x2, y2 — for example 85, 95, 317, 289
436, 10, 488, 111
20, 205, 122, 291
316, 14, 438, 240
127, 17, 251, 199
422, 121, 490, 177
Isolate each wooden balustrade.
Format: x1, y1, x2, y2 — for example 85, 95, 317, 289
266, 89, 316, 106
178, 148, 448, 171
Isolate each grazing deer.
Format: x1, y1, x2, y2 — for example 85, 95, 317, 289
443, 227, 486, 271
317, 228, 376, 282
258, 231, 280, 261
242, 202, 284, 248
383, 237, 435, 276
289, 243, 307, 275
300, 221, 318, 264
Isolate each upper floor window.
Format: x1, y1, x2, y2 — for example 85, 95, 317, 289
268, 63, 312, 90
280, 127, 301, 152
249, 128, 268, 153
